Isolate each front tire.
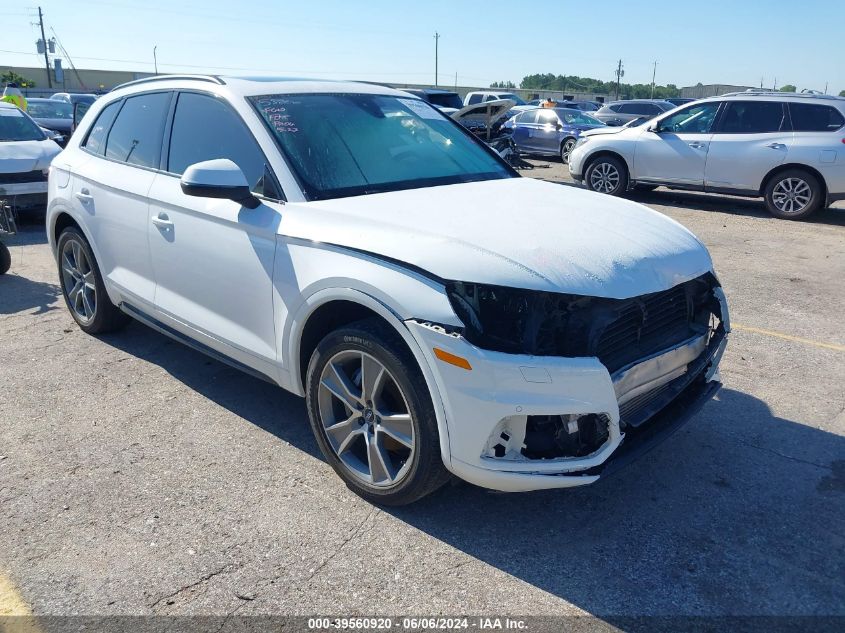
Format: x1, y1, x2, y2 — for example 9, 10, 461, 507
57, 227, 129, 334
560, 138, 577, 165
764, 169, 823, 220
305, 318, 449, 505
585, 155, 628, 196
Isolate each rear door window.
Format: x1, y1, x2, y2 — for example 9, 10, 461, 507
537, 110, 559, 125
789, 103, 845, 131
516, 111, 538, 124
718, 101, 786, 133
104, 92, 171, 168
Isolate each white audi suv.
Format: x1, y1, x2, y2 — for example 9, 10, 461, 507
569, 91, 845, 220
47, 75, 729, 505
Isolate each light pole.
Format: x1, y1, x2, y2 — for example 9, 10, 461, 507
650, 61, 657, 99
153, 46, 158, 75
434, 33, 440, 87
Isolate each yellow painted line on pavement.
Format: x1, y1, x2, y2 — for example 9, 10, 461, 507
732, 323, 845, 353
0, 572, 31, 616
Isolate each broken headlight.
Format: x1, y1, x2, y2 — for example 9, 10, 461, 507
445, 282, 591, 356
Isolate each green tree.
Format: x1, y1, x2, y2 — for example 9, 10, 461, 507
519, 73, 680, 98
779, 84, 797, 92
490, 80, 515, 89
839, 90, 845, 97
1, 70, 36, 88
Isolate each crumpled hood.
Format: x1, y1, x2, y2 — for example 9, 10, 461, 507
283, 178, 713, 299
0, 139, 61, 173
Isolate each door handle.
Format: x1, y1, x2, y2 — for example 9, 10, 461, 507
151, 213, 173, 229
688, 142, 706, 149
74, 188, 93, 202
766, 142, 786, 150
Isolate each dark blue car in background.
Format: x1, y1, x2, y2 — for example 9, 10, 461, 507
504, 107, 605, 164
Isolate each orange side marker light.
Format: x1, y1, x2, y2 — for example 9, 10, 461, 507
433, 347, 472, 371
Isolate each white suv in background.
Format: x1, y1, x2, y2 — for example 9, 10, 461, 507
568, 92, 845, 219
47, 75, 728, 505
463, 91, 533, 112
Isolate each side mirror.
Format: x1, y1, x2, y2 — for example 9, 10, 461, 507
72, 102, 90, 133
555, 122, 563, 130
180, 159, 260, 209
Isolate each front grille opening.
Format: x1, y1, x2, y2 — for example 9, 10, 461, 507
0, 170, 47, 185
521, 413, 610, 459
448, 274, 722, 375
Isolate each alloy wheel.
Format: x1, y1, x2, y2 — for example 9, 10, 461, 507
561, 139, 576, 164
772, 177, 812, 215
60, 239, 96, 324
317, 350, 415, 488
590, 162, 620, 193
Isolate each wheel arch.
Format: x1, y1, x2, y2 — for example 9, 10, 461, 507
287, 288, 453, 468
583, 149, 630, 175
52, 211, 83, 251
759, 163, 828, 199
560, 135, 577, 149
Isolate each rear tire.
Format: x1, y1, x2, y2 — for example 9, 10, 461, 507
0, 242, 10, 275
57, 227, 130, 334
305, 318, 450, 506
585, 155, 628, 196
764, 169, 823, 220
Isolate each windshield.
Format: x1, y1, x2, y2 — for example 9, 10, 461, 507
558, 110, 605, 126
27, 100, 73, 119
427, 93, 463, 110
498, 93, 526, 106
0, 108, 47, 142
251, 93, 514, 200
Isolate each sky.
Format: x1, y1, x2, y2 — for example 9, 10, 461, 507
1, 0, 844, 93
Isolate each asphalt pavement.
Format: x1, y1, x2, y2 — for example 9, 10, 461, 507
1, 168, 843, 623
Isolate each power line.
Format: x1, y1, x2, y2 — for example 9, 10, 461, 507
0, 48, 449, 77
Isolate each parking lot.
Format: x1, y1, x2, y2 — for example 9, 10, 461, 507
1, 168, 844, 622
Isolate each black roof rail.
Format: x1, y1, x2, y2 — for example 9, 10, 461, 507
112, 74, 225, 91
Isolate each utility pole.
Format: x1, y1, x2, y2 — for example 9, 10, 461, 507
824, 81, 828, 94
434, 32, 440, 87
650, 60, 657, 99
773, 77, 777, 90
454, 71, 457, 90
37, 7, 52, 88
614, 59, 624, 100
153, 46, 158, 74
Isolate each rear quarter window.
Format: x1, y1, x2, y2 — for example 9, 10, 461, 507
82, 101, 121, 155
789, 103, 845, 131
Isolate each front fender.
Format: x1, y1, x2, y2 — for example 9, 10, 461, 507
284, 285, 454, 470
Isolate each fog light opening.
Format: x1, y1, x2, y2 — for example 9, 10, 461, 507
522, 413, 610, 459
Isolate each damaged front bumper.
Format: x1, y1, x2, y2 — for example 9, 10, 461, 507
405, 313, 727, 493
